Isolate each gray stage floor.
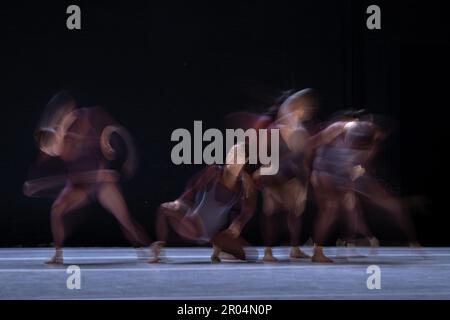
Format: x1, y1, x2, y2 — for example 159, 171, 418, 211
0, 247, 448, 300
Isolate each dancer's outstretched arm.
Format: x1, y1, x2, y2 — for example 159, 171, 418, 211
228, 173, 257, 236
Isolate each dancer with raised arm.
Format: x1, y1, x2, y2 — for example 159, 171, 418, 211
24, 91, 152, 264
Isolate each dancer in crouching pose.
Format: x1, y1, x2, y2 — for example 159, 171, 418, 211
152, 144, 258, 263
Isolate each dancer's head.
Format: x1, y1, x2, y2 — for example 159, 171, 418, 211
277, 88, 318, 123
225, 142, 249, 177
35, 91, 78, 155
345, 120, 378, 149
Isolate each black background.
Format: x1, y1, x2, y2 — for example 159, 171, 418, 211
0, 0, 447, 246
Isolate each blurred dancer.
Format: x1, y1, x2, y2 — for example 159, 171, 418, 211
23, 91, 151, 264
251, 89, 318, 262
152, 143, 258, 263
351, 115, 420, 249
308, 111, 418, 262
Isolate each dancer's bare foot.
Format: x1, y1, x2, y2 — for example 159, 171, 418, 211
409, 241, 427, 257
311, 246, 333, 263
344, 242, 363, 257
45, 250, 63, 265
263, 247, 278, 262
369, 237, 380, 247
289, 246, 310, 259
409, 241, 422, 248
336, 238, 345, 247
305, 237, 314, 247
312, 253, 333, 263
219, 252, 238, 261
368, 237, 380, 255
136, 247, 151, 261
211, 245, 222, 263
148, 241, 165, 263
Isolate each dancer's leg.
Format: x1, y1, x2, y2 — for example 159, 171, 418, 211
47, 185, 90, 264
97, 182, 151, 246
211, 230, 258, 262
150, 202, 204, 263
360, 176, 418, 244
156, 203, 203, 241
311, 173, 339, 263
285, 180, 310, 259
261, 188, 279, 262
341, 190, 373, 244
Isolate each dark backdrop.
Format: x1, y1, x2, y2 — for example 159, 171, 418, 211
0, 0, 447, 246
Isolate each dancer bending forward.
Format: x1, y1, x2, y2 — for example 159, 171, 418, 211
24, 91, 151, 264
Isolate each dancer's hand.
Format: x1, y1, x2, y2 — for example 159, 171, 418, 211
162, 200, 181, 211
351, 165, 365, 181
227, 223, 241, 238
